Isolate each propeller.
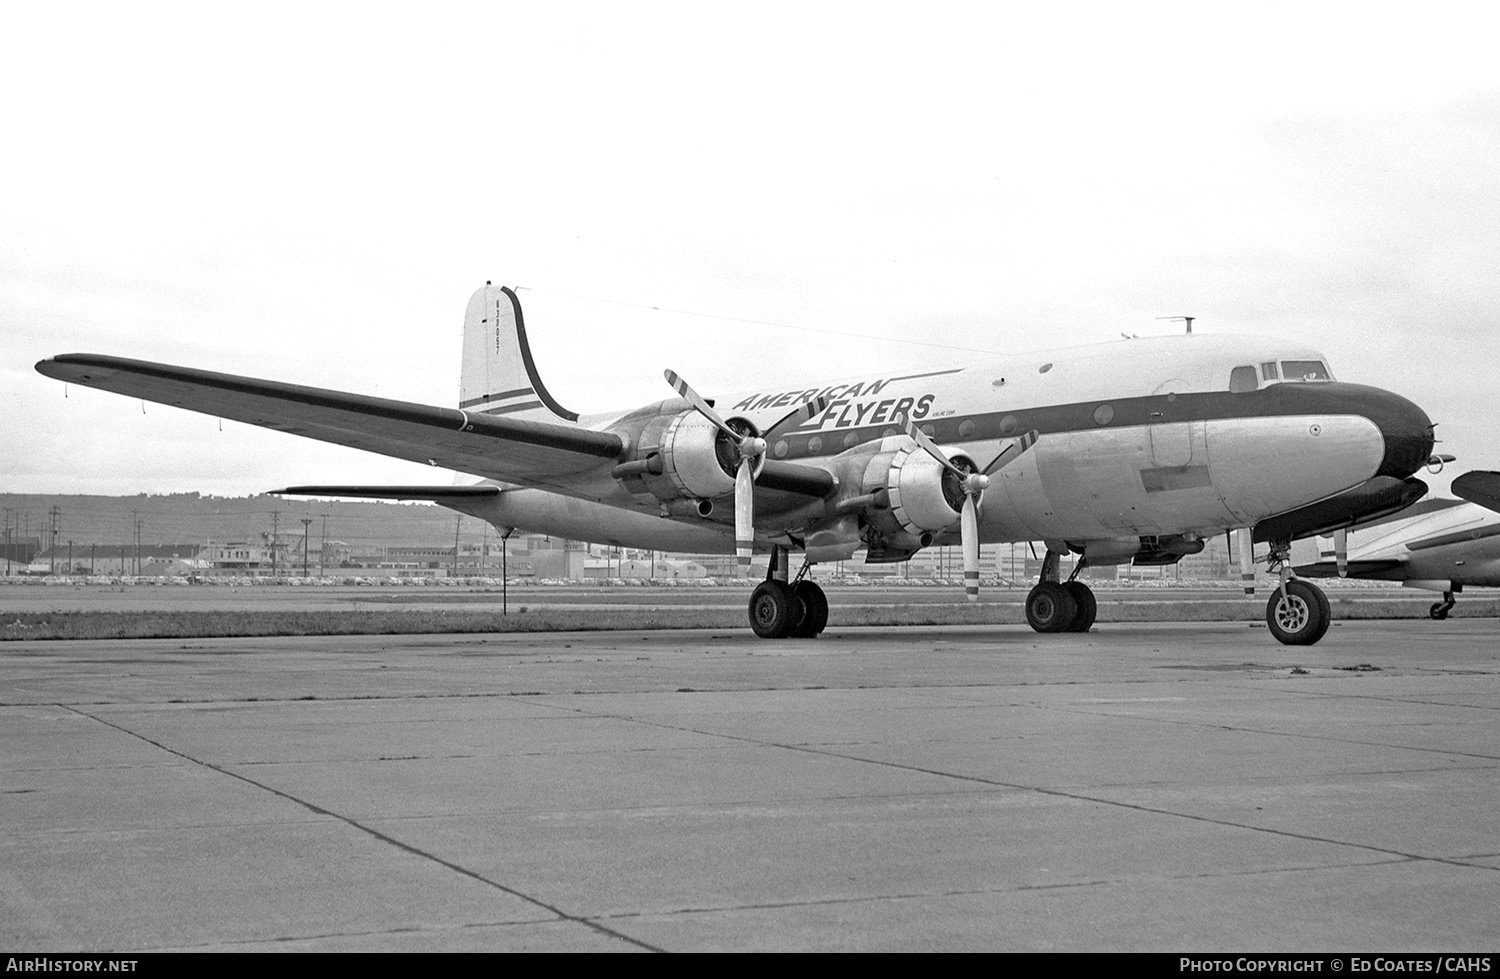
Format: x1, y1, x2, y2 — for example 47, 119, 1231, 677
664, 370, 827, 574
900, 415, 1039, 600
1237, 526, 1255, 597
1334, 528, 1348, 578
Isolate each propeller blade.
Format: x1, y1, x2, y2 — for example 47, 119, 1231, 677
664, 369, 738, 441
1335, 528, 1348, 578
763, 395, 831, 440
1237, 526, 1255, 597
734, 458, 755, 576
961, 495, 980, 601
899, 414, 966, 479
979, 429, 1040, 476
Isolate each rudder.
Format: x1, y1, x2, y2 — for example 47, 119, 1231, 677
459, 283, 579, 423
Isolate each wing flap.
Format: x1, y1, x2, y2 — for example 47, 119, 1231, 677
37, 354, 623, 485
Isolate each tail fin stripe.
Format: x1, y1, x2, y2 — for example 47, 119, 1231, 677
461, 387, 535, 409
480, 401, 546, 416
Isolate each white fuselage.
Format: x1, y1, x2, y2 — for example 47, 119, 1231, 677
454, 333, 1405, 557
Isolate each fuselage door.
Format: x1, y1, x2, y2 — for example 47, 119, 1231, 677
1148, 378, 1195, 468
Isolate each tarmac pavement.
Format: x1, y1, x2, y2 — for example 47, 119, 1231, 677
2, 620, 1497, 951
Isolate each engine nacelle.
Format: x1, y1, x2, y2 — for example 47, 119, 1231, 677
611, 406, 763, 509
835, 438, 977, 548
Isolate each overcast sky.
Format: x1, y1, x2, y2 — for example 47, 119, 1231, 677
4, 2, 1497, 501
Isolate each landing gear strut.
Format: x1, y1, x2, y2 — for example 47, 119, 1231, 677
747, 547, 827, 639
1264, 538, 1331, 645
1430, 589, 1457, 620
1024, 548, 1096, 634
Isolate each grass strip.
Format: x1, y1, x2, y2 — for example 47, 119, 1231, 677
4, 596, 1496, 641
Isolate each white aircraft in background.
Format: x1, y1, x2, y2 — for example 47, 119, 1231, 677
1295, 471, 1500, 619
37, 283, 1438, 645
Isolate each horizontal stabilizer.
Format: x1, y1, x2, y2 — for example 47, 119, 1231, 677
1452, 471, 1500, 515
271, 485, 501, 500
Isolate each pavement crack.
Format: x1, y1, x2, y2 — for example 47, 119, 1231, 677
60, 705, 668, 953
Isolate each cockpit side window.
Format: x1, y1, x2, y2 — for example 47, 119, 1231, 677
1229, 366, 1258, 393
1281, 360, 1330, 381
1260, 361, 1279, 381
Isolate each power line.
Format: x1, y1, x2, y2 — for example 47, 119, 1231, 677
516, 286, 1007, 356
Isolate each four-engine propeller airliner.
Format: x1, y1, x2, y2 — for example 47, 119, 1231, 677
1295, 471, 1500, 620
35, 283, 1439, 645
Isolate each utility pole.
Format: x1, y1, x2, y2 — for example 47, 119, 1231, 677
320, 514, 329, 576
453, 516, 462, 576
501, 528, 513, 614
49, 506, 61, 575
301, 518, 312, 576
271, 511, 280, 577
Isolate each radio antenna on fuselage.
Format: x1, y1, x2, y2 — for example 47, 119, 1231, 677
1158, 315, 1196, 334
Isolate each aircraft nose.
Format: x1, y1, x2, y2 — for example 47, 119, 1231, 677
1368, 388, 1435, 478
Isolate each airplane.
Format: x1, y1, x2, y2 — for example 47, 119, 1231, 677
35, 282, 1439, 646
1294, 470, 1500, 619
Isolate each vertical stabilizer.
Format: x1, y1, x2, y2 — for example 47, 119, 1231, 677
459, 284, 579, 423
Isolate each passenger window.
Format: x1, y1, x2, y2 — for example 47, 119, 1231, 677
1260, 362, 1279, 381
1229, 366, 1257, 393
1282, 360, 1330, 381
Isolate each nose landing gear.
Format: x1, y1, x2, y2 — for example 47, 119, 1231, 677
1264, 538, 1331, 645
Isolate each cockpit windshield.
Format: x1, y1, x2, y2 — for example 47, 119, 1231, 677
1229, 359, 1334, 392
1281, 360, 1331, 381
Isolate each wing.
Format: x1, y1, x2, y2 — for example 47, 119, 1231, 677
36, 354, 623, 490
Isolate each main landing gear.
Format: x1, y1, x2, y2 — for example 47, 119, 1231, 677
1024, 549, 1097, 634
1430, 587, 1458, 620
1264, 538, 1331, 645
747, 547, 828, 639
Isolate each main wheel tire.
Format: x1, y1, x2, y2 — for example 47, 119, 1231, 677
749, 580, 798, 638
1026, 582, 1078, 633
1430, 603, 1450, 621
1266, 579, 1331, 646
790, 581, 829, 637
1064, 581, 1097, 632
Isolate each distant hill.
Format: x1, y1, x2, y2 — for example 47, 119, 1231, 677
0, 492, 490, 552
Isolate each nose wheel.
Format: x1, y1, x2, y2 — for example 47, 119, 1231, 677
1264, 539, 1331, 645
